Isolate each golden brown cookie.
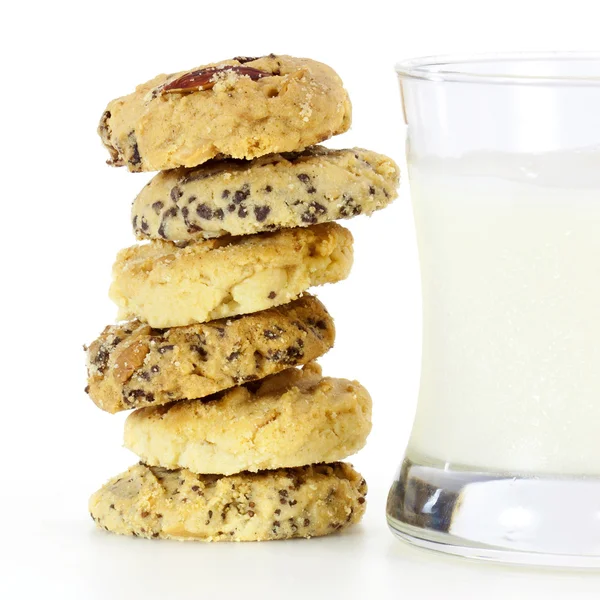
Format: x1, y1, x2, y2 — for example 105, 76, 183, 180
85, 295, 334, 414
109, 223, 353, 328
89, 462, 367, 541
132, 147, 399, 241
124, 362, 372, 475
98, 55, 351, 172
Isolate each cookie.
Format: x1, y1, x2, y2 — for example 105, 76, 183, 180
89, 462, 366, 541
131, 147, 399, 241
85, 295, 335, 414
110, 222, 353, 328
124, 362, 371, 474
98, 55, 351, 172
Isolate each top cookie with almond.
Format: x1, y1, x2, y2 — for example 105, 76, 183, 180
98, 54, 352, 172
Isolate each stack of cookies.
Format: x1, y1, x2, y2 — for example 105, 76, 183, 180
86, 54, 399, 542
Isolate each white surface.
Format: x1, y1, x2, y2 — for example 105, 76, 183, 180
408, 152, 600, 474
3, 0, 600, 597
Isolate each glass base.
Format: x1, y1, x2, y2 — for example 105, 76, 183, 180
386, 455, 600, 568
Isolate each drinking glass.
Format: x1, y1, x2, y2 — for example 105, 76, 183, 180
386, 53, 600, 567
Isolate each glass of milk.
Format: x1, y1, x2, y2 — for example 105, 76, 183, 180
386, 53, 600, 566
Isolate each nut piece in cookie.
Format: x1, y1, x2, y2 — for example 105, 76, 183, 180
98, 55, 352, 172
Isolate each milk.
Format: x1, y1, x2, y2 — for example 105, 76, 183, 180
407, 150, 600, 476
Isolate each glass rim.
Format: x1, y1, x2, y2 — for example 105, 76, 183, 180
395, 52, 600, 86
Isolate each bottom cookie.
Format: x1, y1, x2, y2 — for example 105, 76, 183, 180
89, 462, 367, 541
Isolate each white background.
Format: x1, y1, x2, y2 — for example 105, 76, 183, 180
3, 0, 600, 597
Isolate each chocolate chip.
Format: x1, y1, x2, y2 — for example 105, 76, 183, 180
254, 206, 271, 222
84, 385, 90, 394
274, 509, 281, 516
93, 348, 110, 373
297, 174, 311, 183
233, 184, 250, 204
227, 351, 240, 361
197, 204, 213, 219
109, 504, 115, 510
139, 371, 151, 381
151, 365, 160, 373
152, 532, 160, 538
111, 336, 122, 346
233, 56, 260, 63
248, 510, 255, 517
369, 186, 376, 195
307, 186, 317, 194
222, 190, 230, 199
268, 291, 276, 299
279, 498, 287, 505
279, 489, 288, 497
140, 217, 149, 231
214, 326, 226, 337
227, 203, 235, 212
141, 511, 150, 518
170, 187, 183, 202
132, 215, 138, 230
273, 520, 281, 527
238, 205, 248, 218
158, 345, 174, 354
249, 502, 256, 508
301, 201, 327, 224
304, 518, 310, 527
152, 201, 164, 214
214, 208, 224, 220
191, 345, 208, 360
358, 497, 366, 504
128, 131, 141, 166
264, 185, 273, 193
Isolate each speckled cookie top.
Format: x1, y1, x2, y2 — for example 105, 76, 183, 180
131, 146, 399, 241
98, 54, 351, 172
89, 461, 367, 541
85, 295, 335, 413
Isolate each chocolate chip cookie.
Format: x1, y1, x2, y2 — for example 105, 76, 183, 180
110, 222, 353, 328
98, 55, 351, 172
85, 295, 334, 414
131, 146, 399, 241
124, 362, 372, 475
89, 461, 367, 541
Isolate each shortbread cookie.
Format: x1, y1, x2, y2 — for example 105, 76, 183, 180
132, 147, 399, 241
98, 55, 351, 172
110, 222, 353, 328
89, 462, 366, 541
124, 362, 371, 475
85, 295, 334, 414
